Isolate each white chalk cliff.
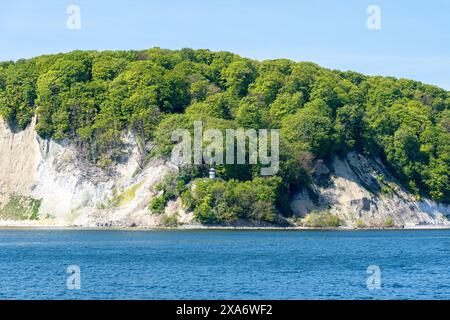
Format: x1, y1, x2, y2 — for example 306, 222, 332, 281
0, 118, 449, 228
290, 153, 450, 228
0, 117, 189, 227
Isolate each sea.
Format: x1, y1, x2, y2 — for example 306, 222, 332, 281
1, 229, 449, 299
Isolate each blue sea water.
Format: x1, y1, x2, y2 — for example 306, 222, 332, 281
0, 229, 450, 300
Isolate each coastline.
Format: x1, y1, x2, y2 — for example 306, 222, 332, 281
1, 222, 450, 231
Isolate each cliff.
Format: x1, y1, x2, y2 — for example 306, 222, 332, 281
0, 117, 190, 227
0, 117, 449, 228
290, 152, 450, 228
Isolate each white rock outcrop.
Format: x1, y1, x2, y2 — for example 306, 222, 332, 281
0, 117, 185, 227
290, 152, 450, 228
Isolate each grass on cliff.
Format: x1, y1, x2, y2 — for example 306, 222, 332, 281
304, 210, 342, 228
0, 195, 41, 220
111, 181, 144, 207
161, 213, 179, 227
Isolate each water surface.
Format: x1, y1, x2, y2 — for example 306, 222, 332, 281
0, 229, 449, 299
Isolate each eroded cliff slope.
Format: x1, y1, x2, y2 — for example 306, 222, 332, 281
1, 118, 449, 228
0, 118, 188, 227
290, 152, 450, 228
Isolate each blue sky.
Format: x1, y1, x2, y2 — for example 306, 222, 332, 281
1, 0, 449, 89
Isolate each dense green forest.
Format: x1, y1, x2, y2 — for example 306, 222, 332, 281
0, 48, 449, 223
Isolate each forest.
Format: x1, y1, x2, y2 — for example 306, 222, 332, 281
0, 48, 449, 223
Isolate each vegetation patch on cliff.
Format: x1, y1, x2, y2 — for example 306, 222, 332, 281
0, 195, 41, 220
303, 210, 342, 228
112, 181, 144, 207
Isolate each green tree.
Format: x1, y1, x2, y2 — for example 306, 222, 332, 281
281, 101, 335, 158
222, 60, 258, 96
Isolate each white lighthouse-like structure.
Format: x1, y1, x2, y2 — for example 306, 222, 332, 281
209, 166, 216, 179
208, 160, 216, 179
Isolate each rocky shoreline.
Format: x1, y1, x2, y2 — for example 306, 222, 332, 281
1, 223, 450, 230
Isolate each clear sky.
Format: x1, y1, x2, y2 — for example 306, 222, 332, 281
1, 0, 449, 90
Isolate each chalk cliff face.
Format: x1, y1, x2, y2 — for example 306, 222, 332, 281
0, 118, 186, 227
290, 152, 450, 228
0, 118, 449, 228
